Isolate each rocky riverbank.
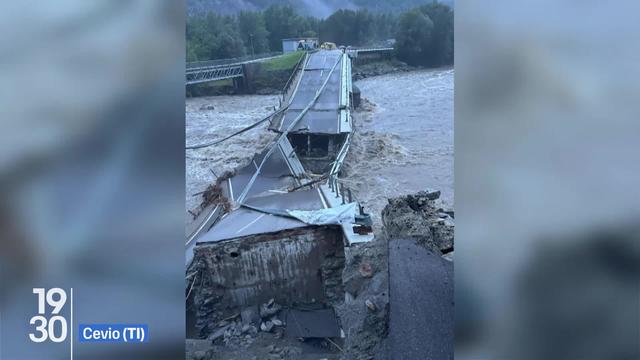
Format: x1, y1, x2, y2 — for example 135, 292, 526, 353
352, 60, 415, 81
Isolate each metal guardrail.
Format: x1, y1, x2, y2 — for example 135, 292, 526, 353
280, 52, 308, 105
186, 64, 244, 85
185, 52, 290, 85
186, 52, 283, 70
352, 47, 394, 53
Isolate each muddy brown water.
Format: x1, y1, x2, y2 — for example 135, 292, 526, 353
185, 69, 454, 231
345, 68, 454, 230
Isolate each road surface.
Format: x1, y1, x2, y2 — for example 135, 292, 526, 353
388, 238, 454, 359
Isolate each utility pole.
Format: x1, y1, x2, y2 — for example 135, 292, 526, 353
249, 33, 255, 57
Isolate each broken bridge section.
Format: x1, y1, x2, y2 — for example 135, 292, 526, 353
187, 50, 372, 343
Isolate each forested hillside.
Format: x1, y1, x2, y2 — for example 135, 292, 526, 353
187, 3, 453, 68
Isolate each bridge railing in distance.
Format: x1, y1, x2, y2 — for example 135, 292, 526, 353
280, 52, 308, 106
186, 51, 283, 70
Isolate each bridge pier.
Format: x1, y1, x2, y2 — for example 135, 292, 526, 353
351, 85, 361, 109
232, 63, 259, 94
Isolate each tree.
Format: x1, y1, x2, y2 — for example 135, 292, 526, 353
186, 13, 245, 61
237, 11, 269, 55
418, 3, 454, 66
395, 9, 434, 66
395, 3, 454, 67
264, 5, 305, 51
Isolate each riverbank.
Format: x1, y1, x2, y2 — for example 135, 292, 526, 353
344, 68, 454, 233
352, 60, 414, 81
353, 60, 453, 81
187, 52, 303, 97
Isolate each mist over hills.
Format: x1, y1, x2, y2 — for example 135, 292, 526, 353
188, 0, 454, 18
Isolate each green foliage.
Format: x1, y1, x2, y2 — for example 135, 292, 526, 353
395, 10, 434, 66
237, 11, 270, 55
395, 3, 453, 67
261, 51, 304, 71
319, 9, 396, 46
186, 12, 245, 61
418, 2, 454, 65
263, 5, 316, 52
185, 2, 453, 68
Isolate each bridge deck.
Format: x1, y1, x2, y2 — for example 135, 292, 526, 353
190, 50, 363, 249
272, 50, 351, 134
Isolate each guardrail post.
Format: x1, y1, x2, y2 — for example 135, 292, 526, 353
348, 189, 352, 203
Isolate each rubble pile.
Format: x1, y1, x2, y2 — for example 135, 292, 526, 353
335, 240, 390, 360
187, 295, 342, 360
381, 189, 454, 254
187, 191, 453, 359
204, 299, 286, 350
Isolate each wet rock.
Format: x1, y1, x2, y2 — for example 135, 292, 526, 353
241, 306, 261, 326
217, 320, 228, 327
271, 318, 283, 326
352, 60, 413, 80
365, 299, 377, 312
282, 346, 303, 357
382, 190, 454, 253
208, 324, 230, 342
260, 299, 282, 318
358, 262, 374, 278
260, 320, 274, 332
200, 104, 215, 111
192, 350, 207, 360
256, 87, 279, 95
344, 271, 366, 297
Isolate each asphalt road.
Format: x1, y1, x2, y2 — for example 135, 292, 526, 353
388, 238, 454, 360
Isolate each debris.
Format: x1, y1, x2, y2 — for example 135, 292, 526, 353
365, 299, 377, 312
260, 299, 282, 318
271, 318, 283, 326
358, 262, 374, 278
382, 190, 454, 253
208, 324, 230, 342
260, 320, 274, 332
241, 306, 261, 326
192, 350, 207, 360
241, 324, 253, 333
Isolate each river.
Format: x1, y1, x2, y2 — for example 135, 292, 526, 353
345, 68, 454, 228
185, 69, 454, 228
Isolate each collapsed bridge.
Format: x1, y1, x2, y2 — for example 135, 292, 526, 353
186, 49, 372, 340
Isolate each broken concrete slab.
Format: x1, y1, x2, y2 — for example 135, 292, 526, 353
284, 308, 341, 338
